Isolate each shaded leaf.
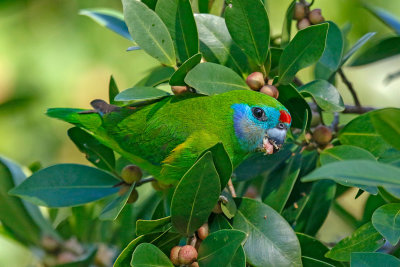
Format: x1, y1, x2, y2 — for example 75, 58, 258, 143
142, 0, 158, 10
372, 203, 400, 245
351, 252, 400, 267
340, 32, 376, 66
320, 145, 376, 166
221, 190, 237, 219
99, 184, 134, 221
135, 66, 175, 87
210, 214, 233, 233
370, 108, 400, 151
169, 53, 202, 86
297, 233, 337, 267
109, 75, 119, 105
131, 243, 173, 267
299, 80, 344, 112
281, 1, 295, 48
136, 216, 172, 236
115, 86, 170, 101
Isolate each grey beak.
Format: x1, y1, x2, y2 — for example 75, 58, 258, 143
266, 123, 287, 146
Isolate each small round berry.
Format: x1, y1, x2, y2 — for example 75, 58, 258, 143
41, 236, 60, 252
259, 85, 279, 99
308, 9, 325, 24
57, 251, 78, 264
313, 125, 332, 145
170, 246, 181, 265
293, 3, 307, 20
197, 223, 209, 240
190, 262, 199, 267
171, 86, 188, 95
127, 189, 139, 204
297, 18, 311, 30
178, 245, 198, 265
121, 165, 143, 184
246, 72, 265, 91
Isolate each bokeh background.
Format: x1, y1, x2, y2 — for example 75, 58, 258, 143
1, 0, 399, 265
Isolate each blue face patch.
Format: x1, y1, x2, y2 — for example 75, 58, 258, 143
231, 103, 281, 151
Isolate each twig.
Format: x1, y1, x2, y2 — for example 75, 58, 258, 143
338, 68, 361, 108
228, 179, 237, 198
293, 76, 304, 87
342, 105, 375, 114
136, 177, 155, 187
331, 112, 340, 132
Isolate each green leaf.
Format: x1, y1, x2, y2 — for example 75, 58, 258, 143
155, 0, 199, 63
370, 108, 400, 151
210, 214, 233, 233
169, 53, 202, 86
9, 164, 120, 207
299, 80, 344, 112
131, 243, 173, 267
114, 231, 181, 267
297, 233, 337, 267
109, 75, 120, 105
67, 127, 115, 172
263, 153, 302, 213
198, 229, 247, 267
351, 252, 400, 267
198, 0, 209, 13
314, 21, 344, 80
339, 110, 392, 157
350, 37, 400, 66
340, 32, 376, 66
281, 1, 295, 48
194, 14, 249, 75
277, 84, 311, 129
302, 160, 400, 190
282, 193, 310, 224
115, 86, 170, 102
142, 0, 158, 10
279, 23, 329, 84
320, 145, 376, 165
232, 198, 302, 267
79, 9, 132, 40
224, 0, 269, 66
99, 184, 134, 221
136, 216, 172, 236
364, 4, 400, 34
371, 203, 400, 245
171, 152, 221, 236
325, 222, 384, 261
185, 62, 248, 95
122, 0, 176, 66
135, 66, 175, 87
295, 180, 336, 236
221, 190, 237, 219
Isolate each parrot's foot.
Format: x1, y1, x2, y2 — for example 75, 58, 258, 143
262, 135, 281, 155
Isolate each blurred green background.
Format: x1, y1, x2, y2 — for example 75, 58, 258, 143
0, 0, 400, 266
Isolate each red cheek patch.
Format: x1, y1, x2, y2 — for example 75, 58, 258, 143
279, 110, 291, 124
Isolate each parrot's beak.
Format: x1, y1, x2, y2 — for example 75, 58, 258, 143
262, 123, 287, 155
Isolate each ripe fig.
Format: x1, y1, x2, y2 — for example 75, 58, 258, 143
313, 125, 332, 145
127, 189, 139, 204
197, 223, 209, 240
171, 86, 188, 95
246, 72, 265, 90
309, 9, 325, 24
170, 246, 181, 265
178, 245, 198, 264
121, 165, 142, 184
260, 85, 279, 99
190, 262, 199, 267
293, 3, 307, 20
297, 18, 311, 30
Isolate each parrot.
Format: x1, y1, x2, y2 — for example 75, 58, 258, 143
47, 90, 291, 185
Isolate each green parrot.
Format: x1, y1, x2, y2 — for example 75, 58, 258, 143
47, 90, 291, 185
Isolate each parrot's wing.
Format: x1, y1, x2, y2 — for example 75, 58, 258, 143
160, 131, 220, 184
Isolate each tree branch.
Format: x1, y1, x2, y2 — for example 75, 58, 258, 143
338, 68, 361, 108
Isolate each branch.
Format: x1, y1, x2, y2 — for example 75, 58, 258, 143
136, 177, 155, 187
338, 68, 361, 108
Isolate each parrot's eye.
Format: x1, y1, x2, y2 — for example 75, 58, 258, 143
251, 107, 267, 121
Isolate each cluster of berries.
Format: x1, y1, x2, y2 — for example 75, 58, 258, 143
246, 72, 279, 99
294, 1, 325, 30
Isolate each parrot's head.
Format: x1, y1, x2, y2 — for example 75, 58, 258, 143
231, 100, 291, 155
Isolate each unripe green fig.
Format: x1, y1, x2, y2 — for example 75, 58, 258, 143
178, 245, 198, 264
121, 165, 142, 184
127, 189, 139, 204
246, 72, 265, 90
297, 18, 311, 30
259, 85, 279, 99
293, 3, 307, 20
313, 125, 332, 145
197, 223, 209, 240
309, 9, 325, 24
171, 85, 188, 95
170, 246, 181, 265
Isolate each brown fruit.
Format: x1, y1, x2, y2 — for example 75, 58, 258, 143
212, 202, 223, 214
197, 223, 209, 240
297, 18, 311, 30
293, 3, 307, 20
170, 246, 181, 265
309, 9, 325, 24
246, 72, 265, 91
121, 165, 142, 184
41, 235, 60, 252
259, 85, 279, 99
310, 111, 321, 127
178, 245, 198, 264
171, 85, 188, 95
190, 262, 200, 267
313, 125, 332, 145
63, 237, 84, 255
57, 252, 78, 264
151, 180, 170, 191
127, 189, 139, 204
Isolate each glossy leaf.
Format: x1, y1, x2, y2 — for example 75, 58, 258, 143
68, 127, 115, 172
365, 4, 400, 34
79, 9, 132, 40
115, 86, 170, 101
109, 75, 119, 105
194, 14, 249, 75
131, 243, 174, 267
281, 1, 295, 48
210, 214, 233, 233
263, 154, 302, 213
142, 0, 158, 10
340, 32, 376, 66
136, 216, 172, 236
351, 252, 400, 267
99, 184, 134, 220
320, 145, 376, 165
122, 0, 176, 66
221, 190, 237, 219
233, 198, 302, 267
372, 203, 400, 245
297, 233, 337, 267
198, 229, 247, 267
325, 222, 384, 261
135, 66, 175, 87
279, 23, 329, 84
10, 164, 120, 207
171, 152, 221, 236
185, 62, 248, 95
169, 53, 202, 86
277, 84, 311, 129
370, 108, 400, 151
224, 0, 269, 66
155, 0, 199, 63
299, 80, 344, 112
